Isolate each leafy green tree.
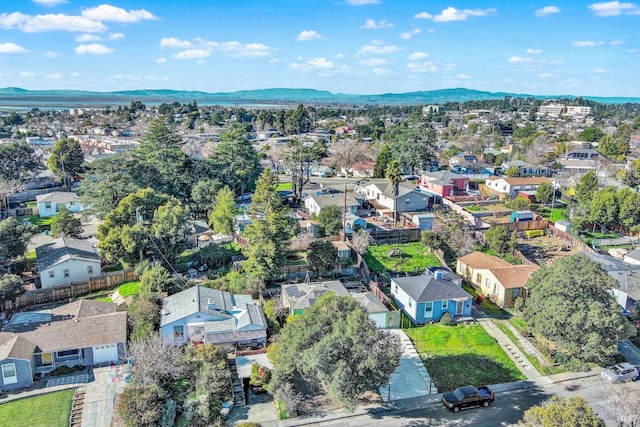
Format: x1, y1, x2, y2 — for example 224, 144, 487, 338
128, 292, 162, 341
0, 142, 43, 210
393, 121, 437, 174
284, 137, 325, 199
578, 127, 605, 142
0, 274, 25, 306
589, 187, 618, 231
208, 186, 238, 236
373, 144, 392, 178
50, 207, 82, 238
47, 138, 84, 186
140, 264, 177, 295
386, 159, 402, 225
317, 205, 342, 236
211, 124, 261, 196
151, 199, 191, 265
0, 218, 38, 273
617, 159, 640, 189
598, 134, 628, 160
522, 396, 604, 427
535, 181, 555, 205
504, 166, 521, 177
616, 187, 640, 230
484, 225, 514, 256
420, 230, 442, 251
190, 178, 223, 219
262, 298, 282, 335
523, 254, 634, 365
268, 293, 401, 410
307, 240, 337, 274
284, 104, 313, 134
575, 170, 599, 206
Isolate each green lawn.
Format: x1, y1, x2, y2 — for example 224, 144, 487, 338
405, 324, 525, 392
118, 281, 141, 297
533, 205, 567, 222
276, 182, 293, 191
462, 284, 511, 318
363, 242, 441, 274
0, 389, 74, 427
26, 215, 54, 227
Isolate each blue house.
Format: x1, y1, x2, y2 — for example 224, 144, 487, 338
390, 271, 473, 324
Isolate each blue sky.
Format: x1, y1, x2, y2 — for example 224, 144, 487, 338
0, 0, 639, 97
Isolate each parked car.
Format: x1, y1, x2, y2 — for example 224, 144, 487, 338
601, 363, 640, 383
442, 385, 495, 413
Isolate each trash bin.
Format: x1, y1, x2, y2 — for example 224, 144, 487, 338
44, 230, 49, 236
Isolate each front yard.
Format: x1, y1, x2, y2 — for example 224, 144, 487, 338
0, 389, 74, 427
363, 242, 441, 274
405, 323, 525, 392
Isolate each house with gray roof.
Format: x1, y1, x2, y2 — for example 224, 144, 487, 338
36, 237, 101, 289
582, 252, 640, 312
390, 270, 473, 324
303, 192, 361, 217
357, 181, 434, 213
160, 285, 267, 349
35, 191, 85, 217
0, 300, 127, 391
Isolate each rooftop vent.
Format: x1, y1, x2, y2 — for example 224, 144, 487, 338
207, 298, 216, 311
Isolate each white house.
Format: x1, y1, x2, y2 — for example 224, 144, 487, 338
484, 176, 549, 199
357, 181, 433, 213
36, 238, 101, 289
35, 192, 84, 217
304, 192, 360, 217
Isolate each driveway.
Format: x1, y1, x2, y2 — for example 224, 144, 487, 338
82, 365, 131, 427
379, 329, 437, 401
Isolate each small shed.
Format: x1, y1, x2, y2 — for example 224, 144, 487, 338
345, 213, 367, 234
554, 220, 571, 233
412, 213, 435, 230
509, 210, 534, 223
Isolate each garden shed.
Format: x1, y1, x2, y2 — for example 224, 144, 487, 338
509, 210, 534, 223
412, 214, 435, 230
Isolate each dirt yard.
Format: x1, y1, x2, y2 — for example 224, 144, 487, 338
517, 234, 582, 265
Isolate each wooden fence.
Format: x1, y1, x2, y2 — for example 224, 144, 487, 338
368, 227, 421, 244
505, 219, 549, 232
3, 269, 138, 312
547, 225, 596, 254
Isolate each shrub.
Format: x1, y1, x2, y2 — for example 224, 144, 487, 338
439, 312, 455, 326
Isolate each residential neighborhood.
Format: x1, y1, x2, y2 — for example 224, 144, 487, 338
2, 94, 640, 427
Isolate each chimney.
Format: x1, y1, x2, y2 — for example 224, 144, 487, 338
207, 298, 216, 311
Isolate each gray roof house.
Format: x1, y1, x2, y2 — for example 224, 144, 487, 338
304, 192, 361, 217
582, 252, 640, 311
35, 191, 84, 217
357, 181, 433, 213
36, 238, 101, 289
160, 285, 267, 349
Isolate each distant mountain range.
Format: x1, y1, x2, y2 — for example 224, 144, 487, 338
0, 87, 639, 107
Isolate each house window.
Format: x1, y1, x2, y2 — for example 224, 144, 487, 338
63, 269, 70, 278
393, 283, 397, 293
476, 273, 482, 284
45, 202, 52, 210
424, 302, 433, 317
441, 300, 448, 310
57, 349, 79, 358
513, 288, 520, 298
405, 199, 410, 204
173, 326, 184, 337
408, 300, 412, 308
1, 363, 17, 385
41, 353, 53, 366
493, 283, 497, 294
485, 278, 490, 288
87, 265, 94, 274
48, 271, 55, 278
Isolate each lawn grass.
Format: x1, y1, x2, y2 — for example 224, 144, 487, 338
118, 281, 141, 297
533, 205, 567, 222
26, 215, 55, 227
363, 242, 441, 274
462, 284, 511, 318
0, 389, 74, 427
405, 324, 525, 392
276, 182, 293, 191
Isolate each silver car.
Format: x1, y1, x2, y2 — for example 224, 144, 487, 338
601, 363, 640, 383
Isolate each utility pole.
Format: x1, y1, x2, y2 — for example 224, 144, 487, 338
343, 184, 347, 241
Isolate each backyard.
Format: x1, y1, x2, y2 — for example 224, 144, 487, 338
405, 323, 525, 392
363, 242, 441, 274
0, 389, 74, 427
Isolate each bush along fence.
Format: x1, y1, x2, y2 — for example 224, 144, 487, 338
3, 269, 138, 312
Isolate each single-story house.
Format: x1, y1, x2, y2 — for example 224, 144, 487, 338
304, 192, 361, 217
484, 176, 549, 200
448, 153, 477, 167
501, 161, 552, 177
357, 181, 434, 213
309, 165, 333, 178
332, 240, 352, 261
35, 191, 84, 217
160, 285, 267, 350
350, 292, 399, 328
36, 238, 101, 289
0, 300, 127, 391
456, 252, 539, 308
418, 171, 469, 197
344, 161, 375, 178
450, 161, 495, 177
390, 271, 473, 324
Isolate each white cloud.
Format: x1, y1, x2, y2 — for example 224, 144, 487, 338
70, 72, 80, 77
81, 4, 157, 23
156, 57, 167, 64
296, 30, 323, 41
74, 43, 114, 55
526, 48, 543, 54
345, 0, 379, 5
0, 12, 107, 33
173, 49, 211, 60
591, 68, 607, 73
572, 40, 605, 47
160, 37, 192, 48
289, 57, 335, 71
20, 71, 37, 78
455, 73, 472, 79
539, 72, 556, 78
359, 58, 387, 66
33, 0, 68, 5
373, 67, 393, 76
400, 28, 421, 39
362, 19, 393, 29
42, 50, 60, 58
219, 42, 271, 58
357, 40, 399, 56
414, 7, 495, 22
45, 72, 63, 79
508, 56, 533, 63
407, 61, 438, 73
588, 1, 640, 16
610, 40, 624, 45
109, 32, 124, 40
76, 33, 101, 42
407, 51, 429, 61
0, 42, 29, 54
536, 6, 561, 16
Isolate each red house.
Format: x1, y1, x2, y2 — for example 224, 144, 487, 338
419, 171, 470, 197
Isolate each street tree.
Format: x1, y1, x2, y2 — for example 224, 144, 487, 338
522, 396, 604, 427
268, 292, 401, 411
50, 208, 83, 238
616, 187, 640, 230
317, 205, 342, 236
0, 218, 38, 273
306, 240, 337, 274
208, 186, 238, 236
0, 142, 43, 211
523, 254, 634, 366
47, 138, 84, 187
0, 274, 26, 306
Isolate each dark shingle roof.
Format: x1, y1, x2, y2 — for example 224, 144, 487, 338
36, 237, 100, 271
392, 275, 472, 302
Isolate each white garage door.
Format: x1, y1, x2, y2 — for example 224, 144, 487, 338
92, 344, 118, 364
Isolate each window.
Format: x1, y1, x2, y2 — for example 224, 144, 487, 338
41, 353, 53, 366
485, 278, 490, 288
441, 300, 448, 310
57, 349, 79, 358
476, 273, 482, 284
493, 283, 497, 294
44, 202, 52, 210
405, 199, 410, 204
513, 288, 520, 298
1, 363, 17, 385
424, 302, 433, 317
63, 269, 70, 278
87, 265, 94, 274
48, 271, 55, 278
173, 326, 184, 337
